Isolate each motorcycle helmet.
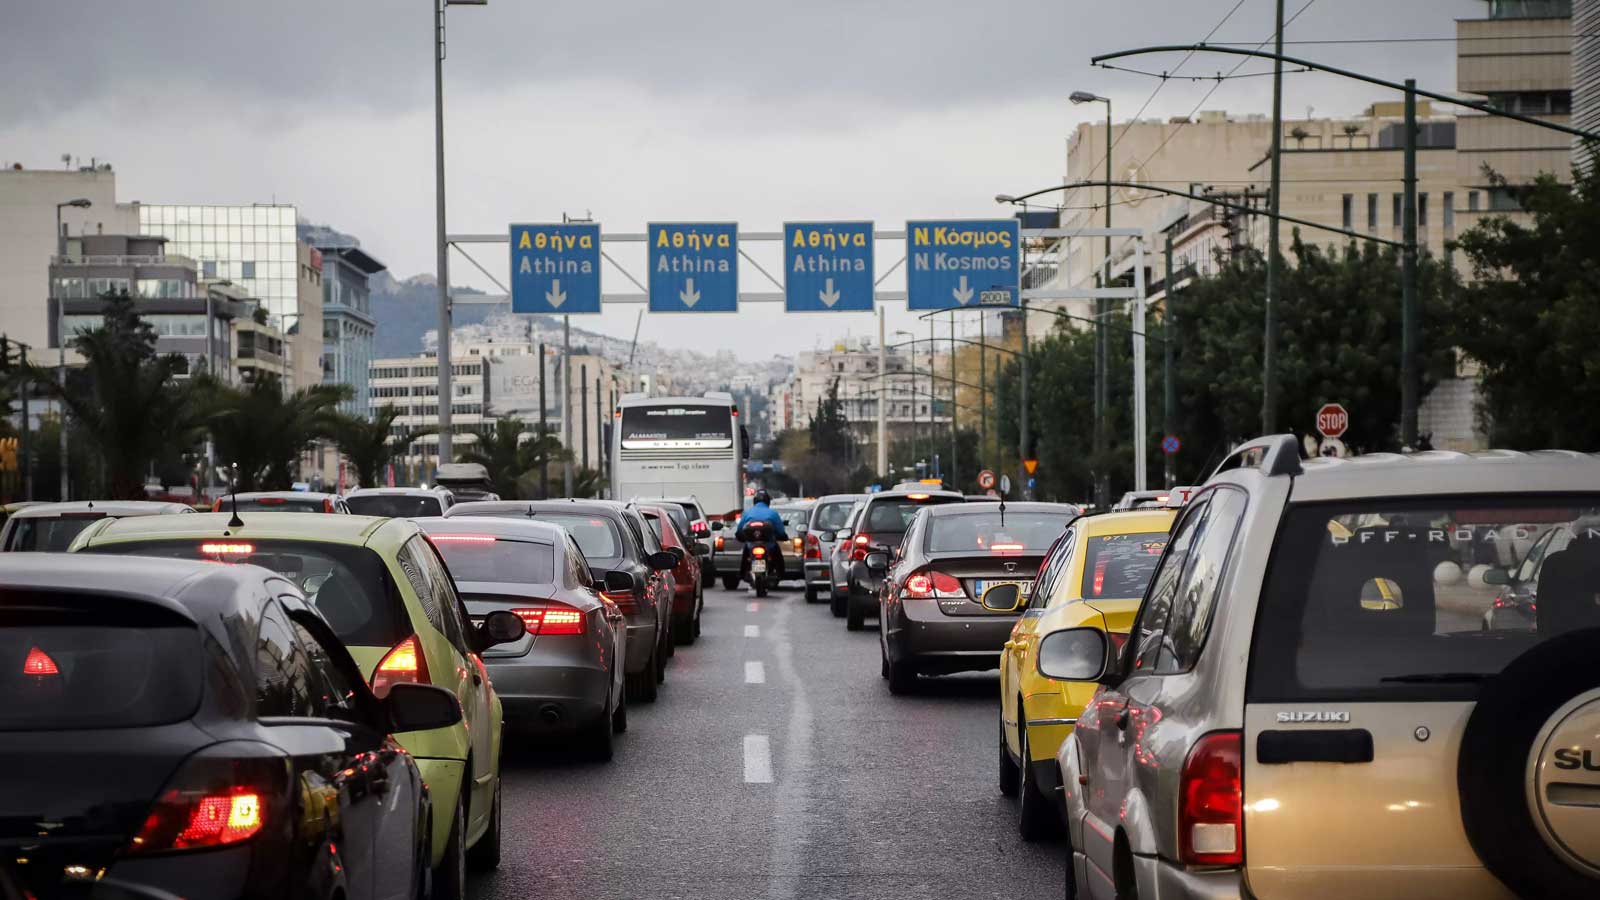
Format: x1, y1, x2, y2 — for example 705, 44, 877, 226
753, 490, 772, 505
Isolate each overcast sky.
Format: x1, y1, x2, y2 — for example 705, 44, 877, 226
2, 1, 1472, 358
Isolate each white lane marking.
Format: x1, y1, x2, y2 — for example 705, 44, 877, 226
745, 660, 766, 684
743, 734, 773, 784
747, 601, 760, 613
744, 624, 760, 638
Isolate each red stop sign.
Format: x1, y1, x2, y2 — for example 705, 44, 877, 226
1316, 403, 1349, 438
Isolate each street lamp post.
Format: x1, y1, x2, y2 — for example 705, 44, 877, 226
433, 0, 485, 466
54, 198, 91, 502
1071, 90, 1112, 506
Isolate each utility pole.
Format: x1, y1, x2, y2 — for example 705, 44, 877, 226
19, 344, 31, 501
876, 308, 887, 478
928, 317, 936, 481
1401, 79, 1420, 449
948, 311, 957, 488
580, 363, 589, 470
1099, 100, 1112, 507
1020, 299, 1031, 500
979, 313, 988, 471
595, 375, 605, 489
433, 0, 454, 463
1263, 0, 1286, 435
538, 341, 548, 499
1164, 231, 1177, 488
562, 317, 573, 496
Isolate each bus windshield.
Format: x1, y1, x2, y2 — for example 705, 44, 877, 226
620, 404, 733, 449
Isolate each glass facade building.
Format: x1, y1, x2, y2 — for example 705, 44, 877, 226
314, 245, 385, 418
135, 204, 300, 323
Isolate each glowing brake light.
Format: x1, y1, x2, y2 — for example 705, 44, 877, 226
752, 546, 767, 558
715, 535, 725, 551
512, 605, 584, 636
371, 635, 429, 698
903, 570, 963, 599
1092, 559, 1108, 596
804, 532, 822, 559
430, 534, 498, 544
201, 542, 255, 555
907, 493, 930, 501
1179, 732, 1244, 867
256, 497, 286, 505
851, 532, 873, 561
23, 646, 59, 676
991, 542, 1025, 554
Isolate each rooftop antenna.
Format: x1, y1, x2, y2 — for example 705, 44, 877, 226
226, 464, 244, 528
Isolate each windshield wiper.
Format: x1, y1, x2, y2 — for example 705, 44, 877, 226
1379, 672, 1488, 684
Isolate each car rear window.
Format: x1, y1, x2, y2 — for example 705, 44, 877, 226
5, 517, 101, 552
777, 508, 810, 531
232, 498, 328, 513
526, 514, 623, 562
346, 495, 442, 518
1249, 498, 1600, 702
927, 511, 1074, 553
0, 601, 201, 730
429, 536, 555, 584
1081, 532, 1170, 599
812, 501, 856, 532
865, 497, 961, 532
86, 540, 409, 648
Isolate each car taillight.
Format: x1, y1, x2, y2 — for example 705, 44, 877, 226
125, 746, 287, 855
512, 605, 584, 636
601, 590, 639, 614
991, 542, 1025, 555
1179, 731, 1244, 867
715, 535, 725, 551
257, 497, 285, 505
804, 532, 822, 559
792, 537, 803, 553
322, 497, 335, 513
903, 570, 963, 599
851, 533, 872, 561
371, 635, 430, 698
692, 521, 709, 536
23, 646, 59, 676
1493, 595, 1505, 608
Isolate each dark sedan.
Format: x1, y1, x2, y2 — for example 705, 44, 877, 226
842, 488, 966, 630
416, 517, 629, 759
447, 500, 677, 703
0, 553, 465, 900
873, 502, 1079, 692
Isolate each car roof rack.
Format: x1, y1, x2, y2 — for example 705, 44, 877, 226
1211, 434, 1304, 479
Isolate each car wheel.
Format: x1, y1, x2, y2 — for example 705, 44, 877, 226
584, 708, 615, 762
432, 791, 467, 900
845, 596, 865, 631
830, 590, 846, 618
626, 652, 659, 703
673, 613, 696, 646
804, 585, 819, 603
656, 633, 669, 681
466, 776, 501, 870
998, 719, 1020, 798
664, 614, 676, 658
1018, 721, 1060, 842
701, 565, 716, 589
693, 592, 703, 638
886, 657, 916, 695
722, 574, 741, 591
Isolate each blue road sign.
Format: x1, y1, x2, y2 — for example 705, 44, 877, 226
509, 222, 601, 315
1026, 477, 1037, 491
905, 219, 1020, 311
648, 223, 738, 313
1162, 435, 1182, 455
783, 222, 874, 313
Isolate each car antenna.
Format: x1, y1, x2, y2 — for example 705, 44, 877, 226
526, 503, 536, 518
226, 464, 244, 529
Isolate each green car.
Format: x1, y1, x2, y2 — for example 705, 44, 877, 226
72, 512, 523, 898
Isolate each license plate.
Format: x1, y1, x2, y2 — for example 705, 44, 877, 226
751, 559, 768, 575
972, 579, 1032, 598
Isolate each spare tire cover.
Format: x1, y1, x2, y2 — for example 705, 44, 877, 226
1459, 627, 1600, 899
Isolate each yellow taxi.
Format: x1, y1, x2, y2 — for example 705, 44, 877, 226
994, 507, 1177, 840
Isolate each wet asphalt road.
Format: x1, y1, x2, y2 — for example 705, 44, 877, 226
471, 582, 1064, 900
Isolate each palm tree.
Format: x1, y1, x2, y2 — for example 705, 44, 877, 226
200, 376, 351, 491
328, 406, 435, 488
458, 419, 571, 500
28, 291, 201, 499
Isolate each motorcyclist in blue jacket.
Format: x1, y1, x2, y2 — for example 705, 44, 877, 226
735, 491, 788, 581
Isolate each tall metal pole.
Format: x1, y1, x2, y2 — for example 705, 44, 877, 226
948, 311, 957, 488
562, 317, 573, 496
979, 313, 988, 470
433, 0, 454, 463
580, 363, 589, 470
595, 376, 604, 488
876, 308, 887, 477
1263, 0, 1285, 435
55, 207, 68, 502
1099, 98, 1113, 506
1164, 231, 1177, 488
19, 344, 31, 501
538, 341, 548, 498
928, 317, 936, 479
1132, 241, 1148, 492
1020, 299, 1031, 500
1401, 79, 1420, 449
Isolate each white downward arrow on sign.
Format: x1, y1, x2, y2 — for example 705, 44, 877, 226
545, 279, 567, 309
680, 278, 701, 308
952, 275, 974, 305
819, 278, 841, 308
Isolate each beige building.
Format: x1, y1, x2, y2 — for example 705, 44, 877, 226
292, 242, 325, 393
767, 340, 945, 465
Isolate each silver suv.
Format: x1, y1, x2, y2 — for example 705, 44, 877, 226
1042, 436, 1600, 900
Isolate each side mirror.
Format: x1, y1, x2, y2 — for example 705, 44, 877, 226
796, 523, 808, 534
1482, 567, 1511, 586
666, 546, 686, 564
476, 609, 527, 651
863, 551, 890, 571
647, 550, 678, 571
1036, 627, 1110, 682
692, 541, 711, 556
711, 520, 724, 531
604, 570, 638, 594
818, 530, 836, 543
980, 583, 1023, 612
835, 529, 852, 541
384, 682, 464, 733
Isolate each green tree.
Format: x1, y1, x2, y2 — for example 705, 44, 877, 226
200, 376, 350, 491
28, 291, 200, 499
1448, 165, 1600, 448
328, 405, 436, 489
459, 419, 571, 499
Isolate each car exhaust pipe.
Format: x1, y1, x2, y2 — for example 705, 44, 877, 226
538, 704, 563, 725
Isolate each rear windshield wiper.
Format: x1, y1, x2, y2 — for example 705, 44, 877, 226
1378, 672, 1488, 684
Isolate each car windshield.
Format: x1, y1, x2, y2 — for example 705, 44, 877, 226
812, 501, 856, 532
865, 497, 960, 533
927, 511, 1074, 553
346, 494, 443, 518
526, 513, 624, 562
4, 517, 99, 552
429, 535, 555, 584
1249, 498, 1600, 702
1081, 532, 1170, 599
0, 603, 201, 731
86, 539, 409, 648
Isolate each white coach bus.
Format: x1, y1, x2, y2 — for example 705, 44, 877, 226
611, 391, 747, 521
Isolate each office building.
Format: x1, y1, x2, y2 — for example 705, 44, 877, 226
313, 244, 385, 417
134, 204, 300, 322
293, 242, 326, 393
767, 340, 941, 465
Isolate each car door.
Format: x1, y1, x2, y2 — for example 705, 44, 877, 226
569, 535, 626, 702
1079, 498, 1208, 898
289, 609, 427, 900
1005, 526, 1075, 752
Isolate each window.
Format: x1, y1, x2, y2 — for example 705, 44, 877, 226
1158, 488, 1248, 673
1443, 192, 1455, 231
1488, 188, 1524, 212
1366, 194, 1378, 230
241, 261, 256, 279
291, 619, 362, 722
1468, 191, 1481, 212
254, 603, 313, 717
565, 536, 593, 588
927, 511, 1074, 553
202, 260, 218, 278
430, 536, 556, 584
1340, 194, 1353, 230
1030, 528, 1075, 610
1081, 531, 1171, 601
1128, 498, 1209, 674
415, 540, 471, 655
1392, 193, 1402, 228
1419, 193, 1429, 228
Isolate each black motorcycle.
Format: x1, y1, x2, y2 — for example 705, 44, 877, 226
737, 520, 785, 598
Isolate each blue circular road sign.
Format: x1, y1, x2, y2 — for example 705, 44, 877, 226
1162, 435, 1181, 455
